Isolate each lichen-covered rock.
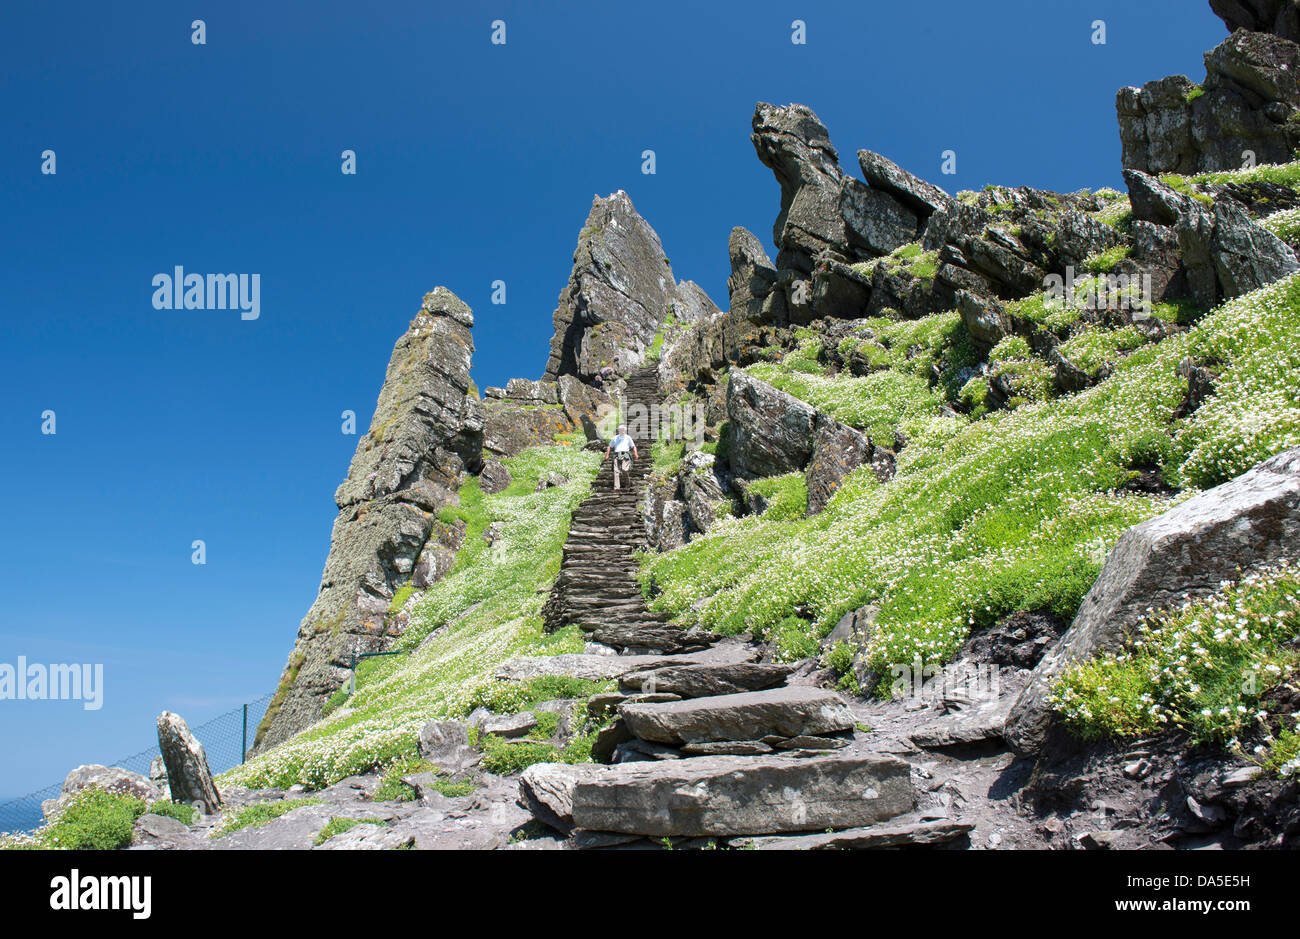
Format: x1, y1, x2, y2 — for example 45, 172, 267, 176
1212, 0, 1300, 41
805, 414, 872, 514
1118, 29, 1300, 175
751, 102, 849, 273
1124, 169, 1299, 307
478, 459, 512, 495
257, 288, 482, 751
542, 191, 678, 382
725, 370, 817, 479
1006, 447, 1300, 755
157, 711, 222, 814
43, 765, 164, 820
726, 226, 781, 323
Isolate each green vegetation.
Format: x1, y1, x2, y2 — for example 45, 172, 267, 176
1186, 85, 1205, 104
1263, 207, 1300, 242
222, 444, 601, 790
211, 797, 323, 838
372, 755, 429, 801
1, 789, 147, 850
1059, 326, 1147, 377
1082, 244, 1132, 273
313, 816, 385, 845
463, 674, 612, 716
642, 273, 1300, 671
147, 800, 199, 825
1189, 159, 1300, 190
1052, 561, 1300, 777
1159, 173, 1215, 206
748, 472, 809, 520
388, 583, 416, 613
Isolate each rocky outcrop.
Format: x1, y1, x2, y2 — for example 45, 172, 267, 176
1005, 447, 1300, 755
642, 449, 730, 551
725, 371, 890, 506
156, 711, 222, 814
542, 191, 718, 388
1118, 28, 1300, 175
725, 370, 817, 479
751, 102, 852, 273
1212, 0, 1300, 41
1123, 169, 1298, 307
257, 288, 483, 752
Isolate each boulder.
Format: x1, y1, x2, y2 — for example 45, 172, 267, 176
856, 148, 956, 219
416, 720, 479, 773
478, 460, 512, 495
619, 686, 856, 746
480, 712, 539, 739
725, 370, 816, 479
840, 179, 921, 257
157, 711, 222, 814
519, 752, 915, 837
44, 765, 163, 819
1124, 169, 1299, 307
132, 812, 196, 848
1005, 446, 1300, 755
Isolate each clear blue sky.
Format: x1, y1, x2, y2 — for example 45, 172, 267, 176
0, 0, 1226, 795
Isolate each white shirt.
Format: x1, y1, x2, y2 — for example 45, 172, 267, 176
611, 434, 634, 453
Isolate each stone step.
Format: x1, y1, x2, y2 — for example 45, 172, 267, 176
519, 753, 915, 837
618, 662, 796, 698
619, 686, 856, 746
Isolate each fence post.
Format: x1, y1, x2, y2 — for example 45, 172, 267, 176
241, 704, 248, 764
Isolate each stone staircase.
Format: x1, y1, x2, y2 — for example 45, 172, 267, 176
542, 367, 719, 654
514, 367, 972, 848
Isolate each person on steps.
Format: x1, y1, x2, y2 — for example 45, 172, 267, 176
604, 424, 639, 490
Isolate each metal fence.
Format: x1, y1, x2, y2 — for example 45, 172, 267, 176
0, 692, 274, 836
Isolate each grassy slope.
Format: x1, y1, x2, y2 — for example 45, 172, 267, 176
223, 444, 600, 790
642, 271, 1300, 678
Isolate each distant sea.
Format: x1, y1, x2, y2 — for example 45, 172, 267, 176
0, 798, 46, 835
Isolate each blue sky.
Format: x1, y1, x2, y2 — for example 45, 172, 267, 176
0, 0, 1226, 796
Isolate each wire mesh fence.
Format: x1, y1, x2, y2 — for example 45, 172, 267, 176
0, 692, 274, 836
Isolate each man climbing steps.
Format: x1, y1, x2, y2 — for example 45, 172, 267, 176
604, 423, 640, 490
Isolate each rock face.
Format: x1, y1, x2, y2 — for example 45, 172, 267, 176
542, 191, 718, 384
258, 288, 483, 751
725, 371, 886, 507
1005, 447, 1300, 755
1117, 28, 1300, 175
726, 370, 817, 478
1212, 0, 1300, 41
751, 102, 851, 273
519, 752, 915, 837
157, 711, 222, 814
1123, 169, 1298, 307
619, 686, 856, 745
